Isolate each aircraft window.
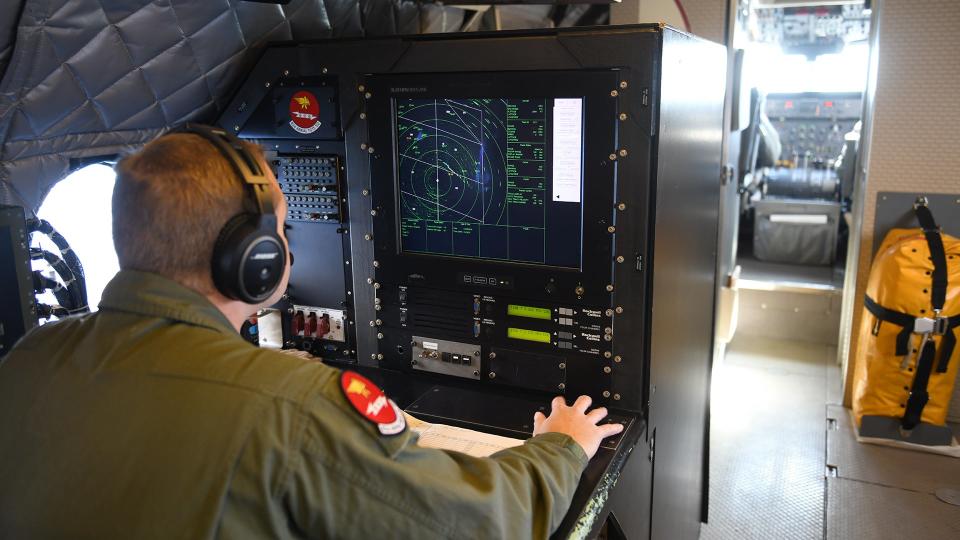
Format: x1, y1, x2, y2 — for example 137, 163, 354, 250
36, 164, 119, 311
743, 41, 870, 94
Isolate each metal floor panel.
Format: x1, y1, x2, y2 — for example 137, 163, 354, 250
826, 477, 960, 540
700, 336, 831, 540
700, 335, 960, 540
826, 405, 960, 494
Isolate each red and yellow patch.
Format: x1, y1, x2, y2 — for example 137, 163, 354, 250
340, 371, 406, 436
288, 90, 321, 134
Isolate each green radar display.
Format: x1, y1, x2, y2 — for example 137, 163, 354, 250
395, 97, 584, 268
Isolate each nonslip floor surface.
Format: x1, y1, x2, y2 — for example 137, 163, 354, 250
699, 335, 960, 540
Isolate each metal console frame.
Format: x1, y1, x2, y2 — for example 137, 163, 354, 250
218, 25, 726, 539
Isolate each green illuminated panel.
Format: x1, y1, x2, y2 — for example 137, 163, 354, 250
507, 304, 552, 320
507, 327, 552, 344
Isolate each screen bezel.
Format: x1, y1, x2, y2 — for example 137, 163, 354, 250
367, 70, 620, 305
392, 96, 585, 269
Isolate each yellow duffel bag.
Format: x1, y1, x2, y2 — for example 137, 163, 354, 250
852, 202, 960, 429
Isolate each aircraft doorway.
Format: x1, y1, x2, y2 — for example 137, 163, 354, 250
726, 1, 872, 346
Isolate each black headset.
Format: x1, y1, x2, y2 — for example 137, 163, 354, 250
174, 124, 288, 304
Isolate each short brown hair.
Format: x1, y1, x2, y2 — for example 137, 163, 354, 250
112, 133, 264, 294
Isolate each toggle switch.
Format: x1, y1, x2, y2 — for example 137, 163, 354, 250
293, 311, 305, 336
318, 313, 331, 338
306, 313, 318, 337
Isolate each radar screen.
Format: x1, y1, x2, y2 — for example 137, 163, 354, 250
395, 97, 583, 268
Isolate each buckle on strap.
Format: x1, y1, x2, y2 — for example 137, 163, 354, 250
913, 316, 949, 335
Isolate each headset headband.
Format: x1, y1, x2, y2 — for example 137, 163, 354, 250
175, 123, 275, 216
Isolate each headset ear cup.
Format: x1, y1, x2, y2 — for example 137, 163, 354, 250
212, 213, 286, 303
212, 214, 254, 301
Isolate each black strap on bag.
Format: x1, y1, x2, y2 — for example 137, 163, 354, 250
864, 295, 916, 356
914, 203, 948, 312
864, 295, 959, 372
902, 338, 937, 430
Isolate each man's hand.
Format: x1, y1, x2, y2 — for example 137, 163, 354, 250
532, 395, 624, 460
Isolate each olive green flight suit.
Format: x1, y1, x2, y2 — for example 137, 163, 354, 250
0, 270, 587, 539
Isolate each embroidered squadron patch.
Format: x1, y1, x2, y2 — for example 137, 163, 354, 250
340, 371, 406, 436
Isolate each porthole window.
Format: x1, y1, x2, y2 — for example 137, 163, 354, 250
35, 164, 119, 312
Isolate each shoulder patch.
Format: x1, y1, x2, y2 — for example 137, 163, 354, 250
340, 371, 406, 436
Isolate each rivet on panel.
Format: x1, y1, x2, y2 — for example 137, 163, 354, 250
606, 284, 614, 292
616, 255, 625, 263
615, 306, 624, 314
610, 90, 619, 97
613, 393, 621, 400
607, 226, 616, 233
614, 355, 622, 363
603, 390, 611, 398
603, 366, 612, 374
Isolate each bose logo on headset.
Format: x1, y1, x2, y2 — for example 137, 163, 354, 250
173, 123, 290, 304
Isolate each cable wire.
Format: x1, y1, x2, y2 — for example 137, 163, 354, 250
30, 249, 89, 314
674, 0, 692, 33
28, 219, 88, 307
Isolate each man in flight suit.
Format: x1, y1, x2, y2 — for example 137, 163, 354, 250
0, 130, 623, 538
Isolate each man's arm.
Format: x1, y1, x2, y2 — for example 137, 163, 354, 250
284, 376, 620, 539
